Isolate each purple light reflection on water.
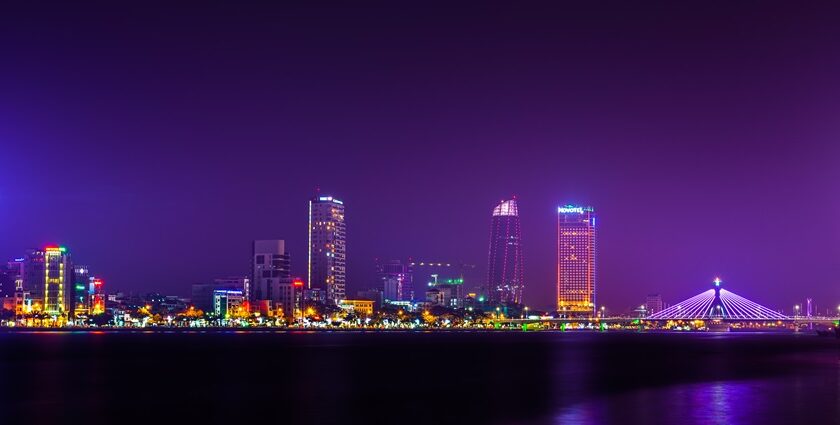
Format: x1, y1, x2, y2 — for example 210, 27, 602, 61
553, 374, 840, 425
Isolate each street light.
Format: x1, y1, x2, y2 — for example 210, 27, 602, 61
794, 305, 800, 318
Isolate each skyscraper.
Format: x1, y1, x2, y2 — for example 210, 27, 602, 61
486, 199, 524, 304
557, 205, 596, 317
308, 195, 346, 304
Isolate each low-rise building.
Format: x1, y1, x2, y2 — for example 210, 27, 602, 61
213, 290, 245, 319
338, 299, 374, 316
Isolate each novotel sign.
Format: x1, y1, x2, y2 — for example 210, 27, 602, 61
558, 207, 585, 214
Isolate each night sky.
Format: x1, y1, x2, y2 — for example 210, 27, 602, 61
2, 1, 839, 312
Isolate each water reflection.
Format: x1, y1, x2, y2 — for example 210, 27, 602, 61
0, 331, 837, 425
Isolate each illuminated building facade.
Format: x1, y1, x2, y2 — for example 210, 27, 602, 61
308, 195, 346, 304
557, 205, 596, 317
338, 299, 374, 316
23, 249, 47, 312
214, 277, 250, 302
377, 259, 413, 302
71, 265, 91, 317
90, 278, 105, 315
213, 289, 245, 318
24, 246, 72, 316
487, 199, 524, 304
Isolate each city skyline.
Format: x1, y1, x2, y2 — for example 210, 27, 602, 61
3, 194, 836, 314
2, 1, 839, 311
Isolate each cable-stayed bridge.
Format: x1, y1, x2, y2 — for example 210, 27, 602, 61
647, 278, 788, 321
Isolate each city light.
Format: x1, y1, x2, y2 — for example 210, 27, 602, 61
648, 280, 790, 321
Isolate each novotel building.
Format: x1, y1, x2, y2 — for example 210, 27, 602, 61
557, 205, 596, 317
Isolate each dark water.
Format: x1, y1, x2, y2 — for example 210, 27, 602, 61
1, 331, 838, 425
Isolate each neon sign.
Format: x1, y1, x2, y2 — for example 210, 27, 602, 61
558, 207, 584, 214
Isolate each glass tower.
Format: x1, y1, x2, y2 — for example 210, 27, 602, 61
486, 199, 524, 304
557, 205, 596, 317
308, 195, 346, 305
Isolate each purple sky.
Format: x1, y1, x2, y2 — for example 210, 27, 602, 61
2, 1, 839, 312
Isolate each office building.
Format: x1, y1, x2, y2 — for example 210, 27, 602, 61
251, 240, 296, 317
28, 246, 72, 316
214, 277, 250, 301
557, 205, 596, 317
213, 289, 245, 318
1, 260, 22, 300
487, 198, 525, 304
71, 265, 91, 317
645, 294, 663, 316
376, 259, 412, 302
252, 240, 291, 301
308, 195, 346, 304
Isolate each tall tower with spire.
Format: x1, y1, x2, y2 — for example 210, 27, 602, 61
486, 198, 525, 304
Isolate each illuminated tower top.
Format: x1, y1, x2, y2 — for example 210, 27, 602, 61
492, 199, 519, 217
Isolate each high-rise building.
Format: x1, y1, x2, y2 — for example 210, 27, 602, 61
645, 294, 663, 316
308, 195, 346, 304
557, 205, 596, 317
71, 265, 91, 317
486, 199, 525, 304
23, 246, 71, 316
0, 259, 23, 300
252, 240, 297, 317
376, 259, 413, 302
